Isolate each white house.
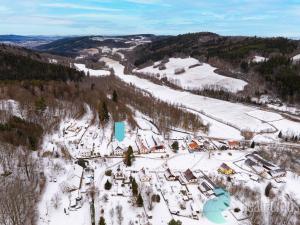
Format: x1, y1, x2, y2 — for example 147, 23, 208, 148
139, 168, 152, 182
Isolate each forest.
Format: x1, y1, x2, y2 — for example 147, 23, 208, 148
0, 49, 84, 81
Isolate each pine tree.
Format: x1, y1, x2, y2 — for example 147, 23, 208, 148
104, 180, 112, 190
131, 178, 138, 196
99, 216, 106, 225
137, 193, 143, 207
265, 182, 272, 197
250, 141, 255, 148
171, 141, 179, 152
124, 146, 134, 166
278, 131, 282, 138
112, 90, 118, 103
99, 101, 109, 123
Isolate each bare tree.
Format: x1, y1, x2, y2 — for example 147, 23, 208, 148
109, 208, 115, 225
51, 192, 62, 209
116, 204, 124, 225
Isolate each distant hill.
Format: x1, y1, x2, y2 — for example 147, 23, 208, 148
36, 34, 166, 56
0, 45, 84, 81
131, 32, 300, 66
130, 32, 300, 103
0, 35, 62, 48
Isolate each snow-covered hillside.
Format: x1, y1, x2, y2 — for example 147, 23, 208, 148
252, 55, 268, 63
136, 57, 247, 93
101, 57, 300, 136
74, 63, 110, 77
292, 53, 300, 63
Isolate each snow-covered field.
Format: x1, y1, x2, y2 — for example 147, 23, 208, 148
136, 57, 247, 93
74, 63, 110, 77
246, 110, 282, 122
100, 57, 300, 136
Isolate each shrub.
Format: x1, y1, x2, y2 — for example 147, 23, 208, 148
168, 219, 182, 225
105, 170, 112, 176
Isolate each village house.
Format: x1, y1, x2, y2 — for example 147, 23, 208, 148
198, 176, 216, 197
245, 153, 286, 178
112, 143, 127, 156
139, 168, 152, 182
151, 145, 165, 153
218, 163, 235, 175
136, 136, 150, 154
188, 139, 203, 152
227, 140, 240, 150
180, 169, 197, 184
150, 136, 166, 153
212, 141, 229, 150
114, 166, 126, 181
164, 168, 177, 181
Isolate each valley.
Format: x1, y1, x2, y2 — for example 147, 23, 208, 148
0, 33, 300, 225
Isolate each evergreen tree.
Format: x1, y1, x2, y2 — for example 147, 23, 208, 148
131, 178, 138, 196
124, 146, 134, 166
104, 180, 112, 190
250, 141, 255, 148
278, 131, 282, 138
99, 216, 106, 225
240, 61, 249, 72
112, 90, 118, 103
35, 97, 46, 112
171, 141, 179, 152
265, 182, 272, 197
137, 193, 143, 207
99, 101, 109, 123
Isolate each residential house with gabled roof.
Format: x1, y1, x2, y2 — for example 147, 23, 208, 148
182, 169, 197, 183
227, 140, 240, 149
164, 168, 177, 181
218, 163, 235, 175
139, 168, 152, 182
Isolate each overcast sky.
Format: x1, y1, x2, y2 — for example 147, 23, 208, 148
0, 0, 300, 36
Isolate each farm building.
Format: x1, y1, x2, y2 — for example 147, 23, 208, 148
218, 163, 235, 175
